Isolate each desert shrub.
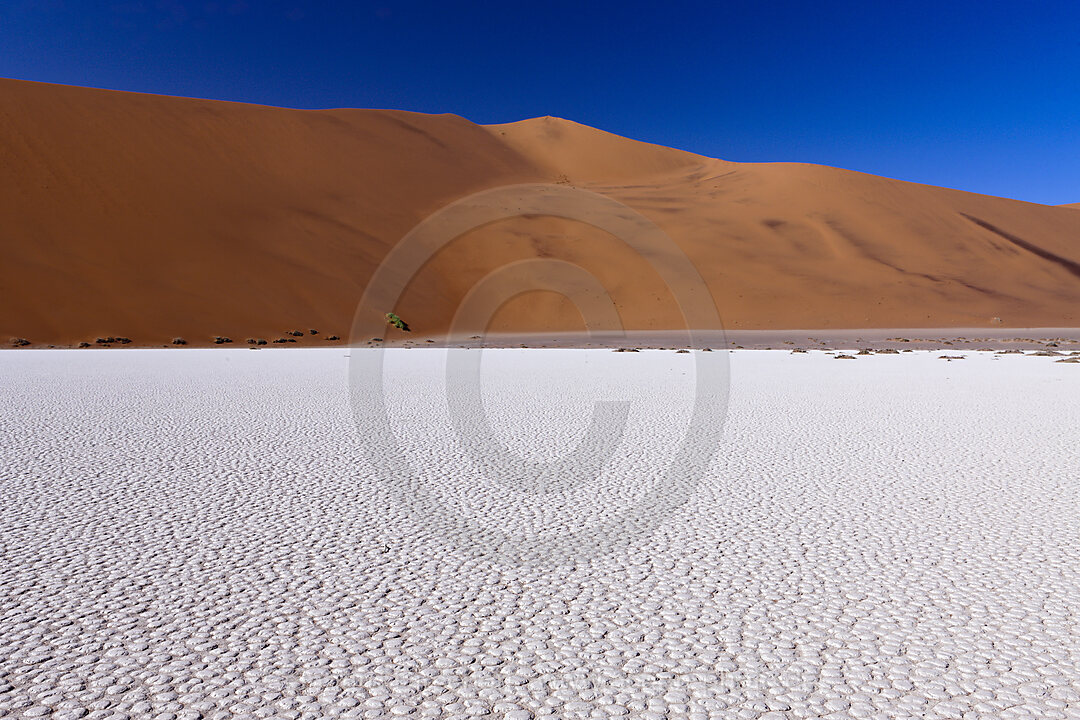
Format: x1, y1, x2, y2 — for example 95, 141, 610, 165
385, 312, 410, 332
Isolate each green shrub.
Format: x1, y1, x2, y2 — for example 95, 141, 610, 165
385, 312, 411, 332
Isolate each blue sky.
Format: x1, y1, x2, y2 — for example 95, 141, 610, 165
2, 1, 1078, 204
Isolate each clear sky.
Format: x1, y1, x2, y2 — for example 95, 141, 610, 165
2, 1, 1078, 205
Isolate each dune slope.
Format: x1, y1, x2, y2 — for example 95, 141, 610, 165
1, 78, 1078, 346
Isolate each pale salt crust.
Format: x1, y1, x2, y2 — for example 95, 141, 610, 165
2, 348, 1080, 720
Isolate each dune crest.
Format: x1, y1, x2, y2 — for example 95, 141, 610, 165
485, 116, 712, 183
1, 78, 1079, 346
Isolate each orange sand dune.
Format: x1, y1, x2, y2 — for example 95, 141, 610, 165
1061, 203, 1080, 209
1, 78, 1078, 347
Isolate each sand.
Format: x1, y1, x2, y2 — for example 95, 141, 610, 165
3, 348, 1080, 718
3, 78, 1080, 347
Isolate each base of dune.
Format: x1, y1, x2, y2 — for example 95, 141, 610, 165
9, 326, 1080, 351
3, 348, 1080, 719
